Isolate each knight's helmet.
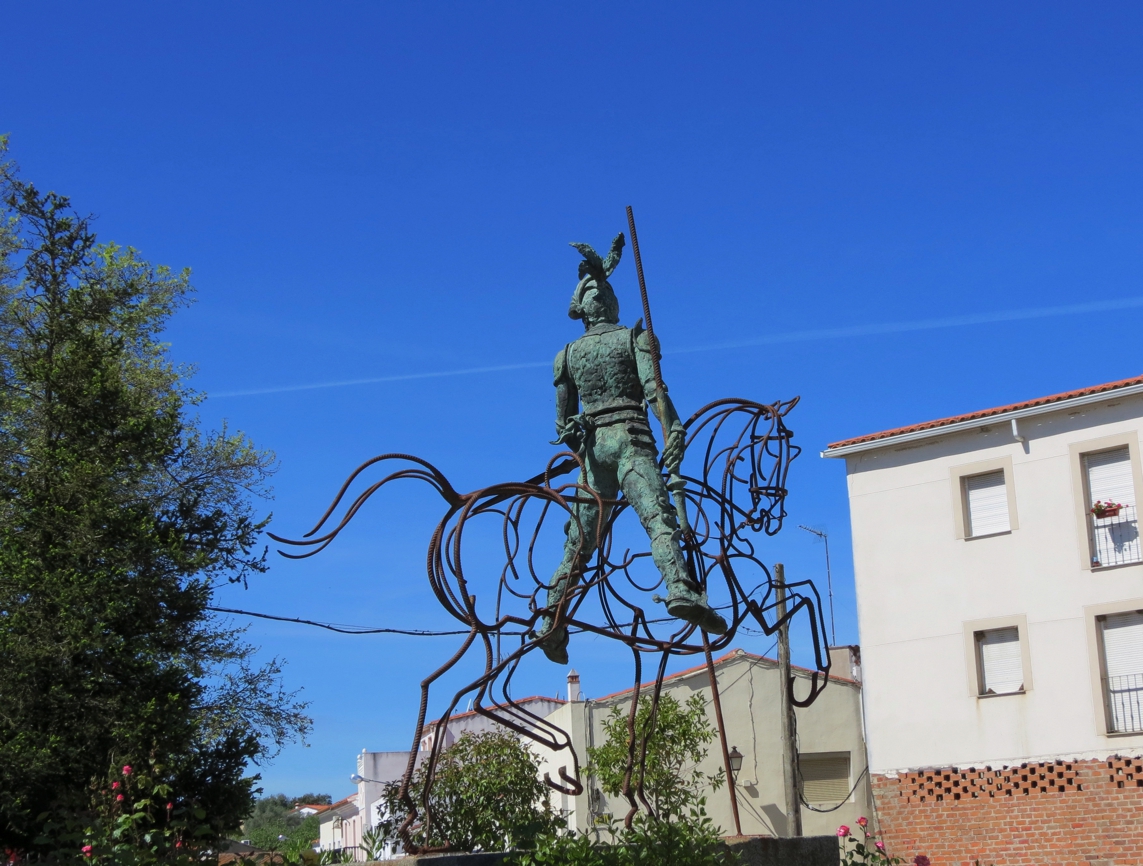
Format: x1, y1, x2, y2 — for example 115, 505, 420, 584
568, 233, 625, 324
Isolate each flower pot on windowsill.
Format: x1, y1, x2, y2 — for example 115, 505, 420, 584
1094, 507, 1123, 519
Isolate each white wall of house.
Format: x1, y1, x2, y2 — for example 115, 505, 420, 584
831, 389, 1143, 774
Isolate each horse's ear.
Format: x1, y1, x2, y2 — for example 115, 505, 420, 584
603, 233, 625, 277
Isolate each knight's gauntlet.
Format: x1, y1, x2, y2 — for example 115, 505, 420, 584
553, 417, 585, 454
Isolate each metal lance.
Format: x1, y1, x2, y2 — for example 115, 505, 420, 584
625, 205, 691, 535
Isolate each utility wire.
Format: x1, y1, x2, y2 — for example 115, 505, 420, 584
206, 606, 490, 636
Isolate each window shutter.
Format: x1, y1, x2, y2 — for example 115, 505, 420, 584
1103, 612, 1143, 678
1086, 447, 1135, 507
978, 627, 1023, 694
799, 752, 851, 804
965, 471, 1010, 537
1102, 612, 1143, 733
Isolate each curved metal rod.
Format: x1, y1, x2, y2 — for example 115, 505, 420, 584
273, 395, 830, 854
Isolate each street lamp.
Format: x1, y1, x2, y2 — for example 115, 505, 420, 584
728, 746, 743, 781
349, 773, 364, 784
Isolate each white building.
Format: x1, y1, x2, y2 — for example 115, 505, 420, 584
824, 372, 1143, 864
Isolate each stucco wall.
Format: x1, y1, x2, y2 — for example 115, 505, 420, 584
534, 651, 870, 839
842, 393, 1143, 774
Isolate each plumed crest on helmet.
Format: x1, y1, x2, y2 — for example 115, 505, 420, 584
570, 233, 625, 281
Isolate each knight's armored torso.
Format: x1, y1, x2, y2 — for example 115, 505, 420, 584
562, 322, 647, 423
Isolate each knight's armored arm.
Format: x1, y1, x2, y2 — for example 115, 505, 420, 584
553, 346, 583, 452
635, 329, 686, 470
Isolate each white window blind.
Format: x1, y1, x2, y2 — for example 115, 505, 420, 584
799, 752, 851, 804
1101, 612, 1143, 733
1103, 612, 1143, 677
1086, 447, 1136, 507
965, 471, 1010, 537
977, 627, 1023, 695
1086, 447, 1141, 567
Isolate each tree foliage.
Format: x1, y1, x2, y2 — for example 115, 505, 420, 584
0, 140, 311, 854
586, 692, 724, 823
513, 692, 732, 866
241, 795, 326, 851
376, 730, 563, 853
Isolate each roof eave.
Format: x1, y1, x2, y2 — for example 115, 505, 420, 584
821, 381, 1143, 459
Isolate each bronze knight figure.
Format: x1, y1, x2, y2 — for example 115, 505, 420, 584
535, 233, 728, 664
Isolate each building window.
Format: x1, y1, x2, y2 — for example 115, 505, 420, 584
974, 626, 1024, 695
963, 470, 1011, 537
1099, 611, 1143, 734
1085, 447, 1141, 568
798, 752, 851, 804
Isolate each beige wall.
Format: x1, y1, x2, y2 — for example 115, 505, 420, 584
534, 651, 870, 838
842, 393, 1143, 774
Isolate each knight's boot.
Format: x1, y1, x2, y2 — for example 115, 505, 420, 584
666, 580, 728, 635
535, 616, 570, 665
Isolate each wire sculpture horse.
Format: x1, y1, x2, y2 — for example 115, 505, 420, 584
269, 395, 831, 854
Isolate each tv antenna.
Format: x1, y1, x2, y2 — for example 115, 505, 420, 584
798, 525, 835, 646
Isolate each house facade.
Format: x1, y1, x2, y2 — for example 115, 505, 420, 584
825, 373, 1143, 865
535, 648, 870, 840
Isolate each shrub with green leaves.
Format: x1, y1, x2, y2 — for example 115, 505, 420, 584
586, 692, 724, 824
375, 730, 563, 853
511, 803, 731, 866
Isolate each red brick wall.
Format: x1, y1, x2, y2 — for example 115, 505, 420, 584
871, 756, 1143, 865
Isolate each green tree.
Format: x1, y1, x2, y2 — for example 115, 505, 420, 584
242, 795, 324, 852
512, 692, 732, 866
586, 692, 724, 823
0, 140, 311, 854
377, 730, 563, 853
289, 794, 332, 807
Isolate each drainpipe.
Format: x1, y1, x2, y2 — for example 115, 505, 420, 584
1011, 418, 1025, 444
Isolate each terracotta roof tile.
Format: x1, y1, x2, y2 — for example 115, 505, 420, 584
591, 649, 854, 704
827, 373, 1143, 450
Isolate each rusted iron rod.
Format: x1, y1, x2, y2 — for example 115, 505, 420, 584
703, 632, 743, 836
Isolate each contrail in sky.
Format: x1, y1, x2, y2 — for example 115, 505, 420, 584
212, 295, 1143, 398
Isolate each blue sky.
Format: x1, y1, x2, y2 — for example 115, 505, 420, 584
5, 2, 1143, 799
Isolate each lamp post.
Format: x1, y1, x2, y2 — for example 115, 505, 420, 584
728, 746, 744, 781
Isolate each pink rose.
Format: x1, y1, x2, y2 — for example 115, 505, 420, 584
176, 841, 183, 849
111, 782, 119, 790
81, 846, 93, 857
116, 794, 124, 802
857, 816, 868, 827
167, 802, 173, 810
876, 841, 886, 852
122, 765, 132, 776
837, 825, 850, 837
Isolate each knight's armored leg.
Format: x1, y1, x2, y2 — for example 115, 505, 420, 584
538, 456, 618, 664
618, 443, 728, 635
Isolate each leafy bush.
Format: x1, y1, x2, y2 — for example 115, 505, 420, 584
837, 818, 930, 866
586, 692, 723, 824
32, 758, 218, 865
375, 730, 563, 853
511, 803, 732, 866
512, 691, 734, 865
